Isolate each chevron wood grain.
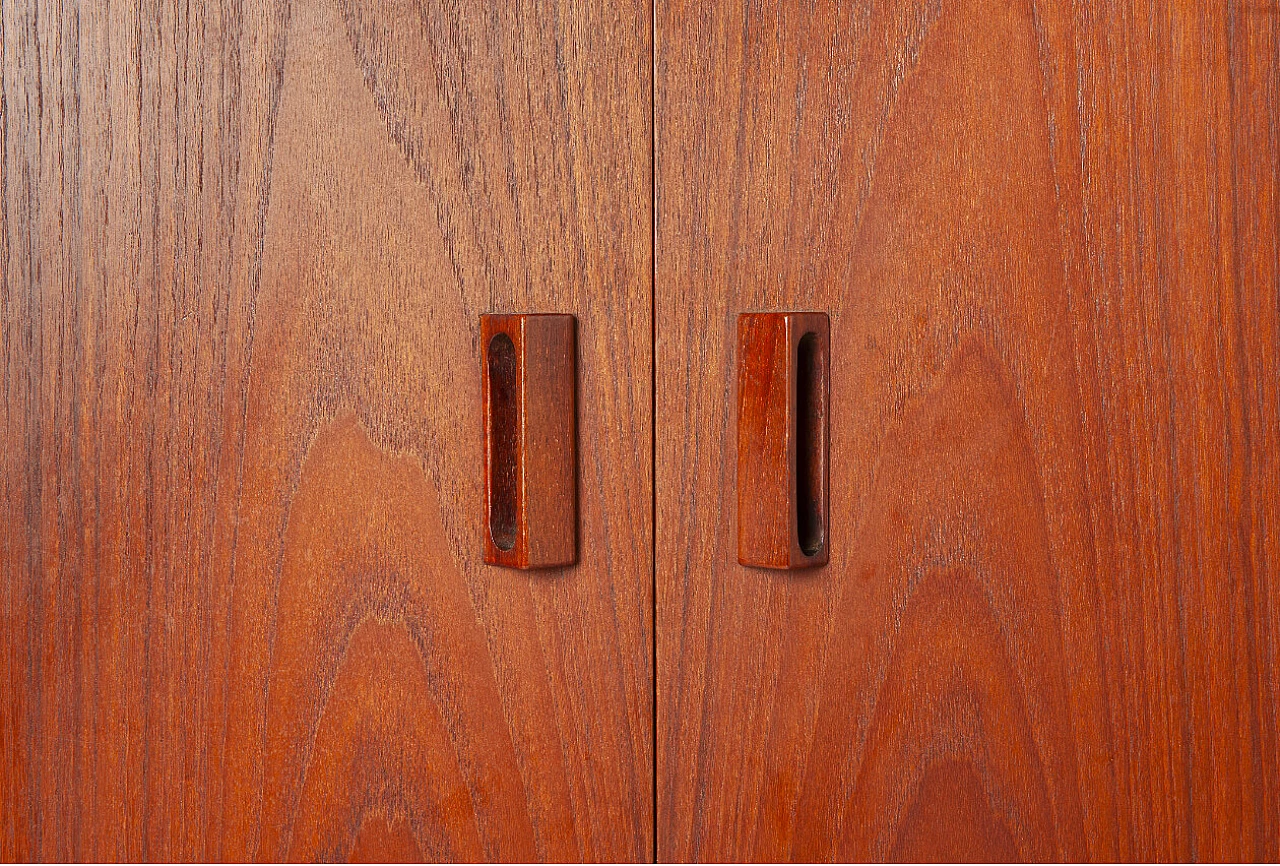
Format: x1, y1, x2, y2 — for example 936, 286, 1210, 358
0, 0, 652, 859
655, 0, 1280, 860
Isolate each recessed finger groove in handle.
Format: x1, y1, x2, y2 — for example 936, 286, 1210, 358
481, 313, 577, 569
795, 330, 827, 557
737, 312, 830, 570
486, 332, 520, 552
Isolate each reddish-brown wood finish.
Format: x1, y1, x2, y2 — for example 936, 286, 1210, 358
657, 0, 1280, 861
481, 314, 577, 570
737, 312, 830, 570
0, 0, 653, 860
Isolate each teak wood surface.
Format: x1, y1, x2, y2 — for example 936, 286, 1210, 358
4, 0, 1280, 861
1, 0, 653, 860
656, 0, 1280, 862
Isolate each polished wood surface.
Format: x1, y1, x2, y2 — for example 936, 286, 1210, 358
481, 314, 577, 570
737, 312, 830, 570
0, 0, 652, 860
656, 0, 1280, 861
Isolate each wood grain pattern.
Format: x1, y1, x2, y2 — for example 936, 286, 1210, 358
481, 314, 577, 570
1, 0, 652, 860
737, 312, 830, 570
656, 0, 1280, 861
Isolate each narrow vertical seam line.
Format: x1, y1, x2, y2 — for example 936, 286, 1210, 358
649, 0, 659, 860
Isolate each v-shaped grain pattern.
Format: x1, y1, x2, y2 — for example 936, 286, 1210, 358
656, 0, 1280, 860
1, 0, 652, 859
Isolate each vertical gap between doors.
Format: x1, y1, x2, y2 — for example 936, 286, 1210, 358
650, 0, 659, 859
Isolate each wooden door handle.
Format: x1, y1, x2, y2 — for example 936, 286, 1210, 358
737, 312, 830, 569
481, 313, 577, 569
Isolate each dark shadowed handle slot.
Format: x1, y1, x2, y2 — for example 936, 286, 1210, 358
795, 331, 826, 557
487, 332, 520, 551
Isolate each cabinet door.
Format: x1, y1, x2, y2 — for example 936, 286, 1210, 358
0, 0, 651, 860
656, 0, 1279, 861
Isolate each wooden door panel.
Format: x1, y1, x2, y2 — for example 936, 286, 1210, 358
655, 0, 1279, 861
1, 0, 652, 860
